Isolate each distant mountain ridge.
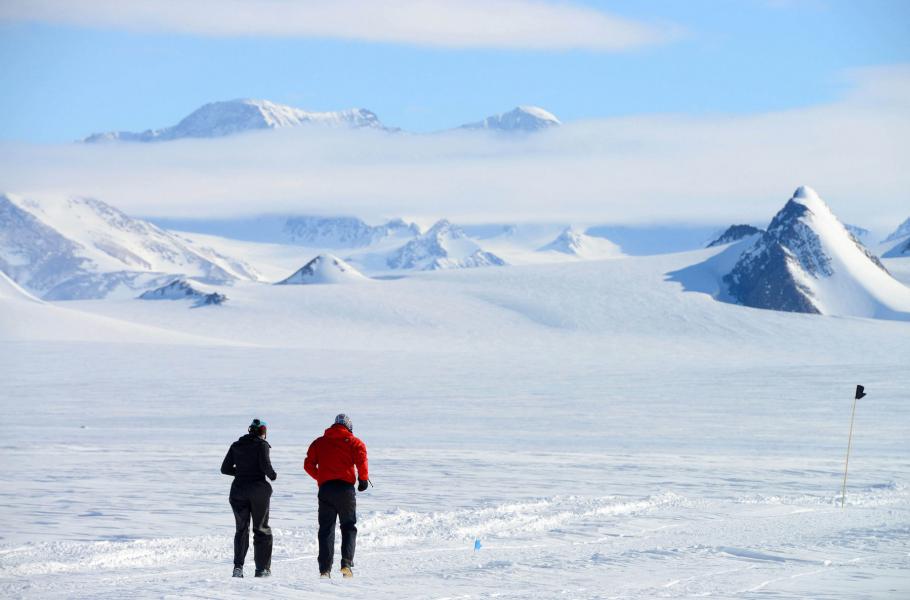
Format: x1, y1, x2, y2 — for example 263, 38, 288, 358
83, 99, 562, 142
284, 216, 419, 248
84, 99, 388, 142
0, 193, 260, 299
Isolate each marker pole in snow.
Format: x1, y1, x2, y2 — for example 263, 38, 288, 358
841, 385, 866, 509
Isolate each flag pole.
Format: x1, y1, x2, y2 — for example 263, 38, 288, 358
841, 385, 865, 509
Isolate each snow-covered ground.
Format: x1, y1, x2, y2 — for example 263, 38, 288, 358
1, 252, 909, 598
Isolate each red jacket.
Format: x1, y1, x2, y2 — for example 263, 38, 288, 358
304, 424, 369, 486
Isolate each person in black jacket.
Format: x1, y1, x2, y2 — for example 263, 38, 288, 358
221, 418, 277, 578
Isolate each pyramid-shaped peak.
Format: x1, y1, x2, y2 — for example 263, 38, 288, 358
721, 187, 910, 318
276, 254, 368, 285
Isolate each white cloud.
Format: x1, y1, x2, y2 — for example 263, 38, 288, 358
0, 0, 676, 51
1, 66, 908, 231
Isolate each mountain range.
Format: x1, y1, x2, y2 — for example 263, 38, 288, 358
82, 99, 562, 142
2, 188, 908, 320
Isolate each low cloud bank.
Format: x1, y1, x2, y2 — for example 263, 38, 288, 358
1, 66, 908, 230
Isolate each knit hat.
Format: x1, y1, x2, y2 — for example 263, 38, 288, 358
334, 413, 353, 432
249, 418, 268, 436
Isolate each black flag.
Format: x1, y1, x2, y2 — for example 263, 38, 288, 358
855, 385, 866, 400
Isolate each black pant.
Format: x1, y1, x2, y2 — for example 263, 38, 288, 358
317, 480, 357, 572
230, 480, 272, 571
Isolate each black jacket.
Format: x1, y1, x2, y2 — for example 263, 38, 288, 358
221, 434, 277, 484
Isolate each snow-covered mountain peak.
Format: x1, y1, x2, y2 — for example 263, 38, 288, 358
722, 187, 910, 318
276, 254, 369, 285
515, 105, 560, 123
459, 106, 561, 132
425, 219, 462, 239
537, 227, 623, 260
792, 185, 820, 202
84, 99, 387, 142
386, 219, 505, 271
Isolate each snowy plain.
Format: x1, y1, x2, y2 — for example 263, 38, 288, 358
1, 250, 909, 599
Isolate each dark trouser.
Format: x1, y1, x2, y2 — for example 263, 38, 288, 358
317, 480, 357, 573
230, 480, 273, 571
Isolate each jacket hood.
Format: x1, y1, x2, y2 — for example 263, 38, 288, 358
324, 423, 352, 438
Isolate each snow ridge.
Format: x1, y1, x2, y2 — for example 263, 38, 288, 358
707, 224, 764, 248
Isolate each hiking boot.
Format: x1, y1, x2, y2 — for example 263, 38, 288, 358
320, 571, 331, 579
340, 566, 353, 578
232, 567, 243, 578
255, 568, 271, 578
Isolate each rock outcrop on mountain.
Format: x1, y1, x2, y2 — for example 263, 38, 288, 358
139, 279, 227, 306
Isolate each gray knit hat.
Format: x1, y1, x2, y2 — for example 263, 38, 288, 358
334, 413, 353, 432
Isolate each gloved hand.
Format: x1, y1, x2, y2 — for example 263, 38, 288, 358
357, 479, 368, 492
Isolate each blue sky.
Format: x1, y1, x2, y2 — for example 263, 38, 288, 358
1, 0, 908, 142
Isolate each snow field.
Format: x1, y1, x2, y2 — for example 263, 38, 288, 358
1, 247, 909, 598
1, 337, 908, 598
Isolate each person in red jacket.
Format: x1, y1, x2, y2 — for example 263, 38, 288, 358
304, 413, 369, 579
